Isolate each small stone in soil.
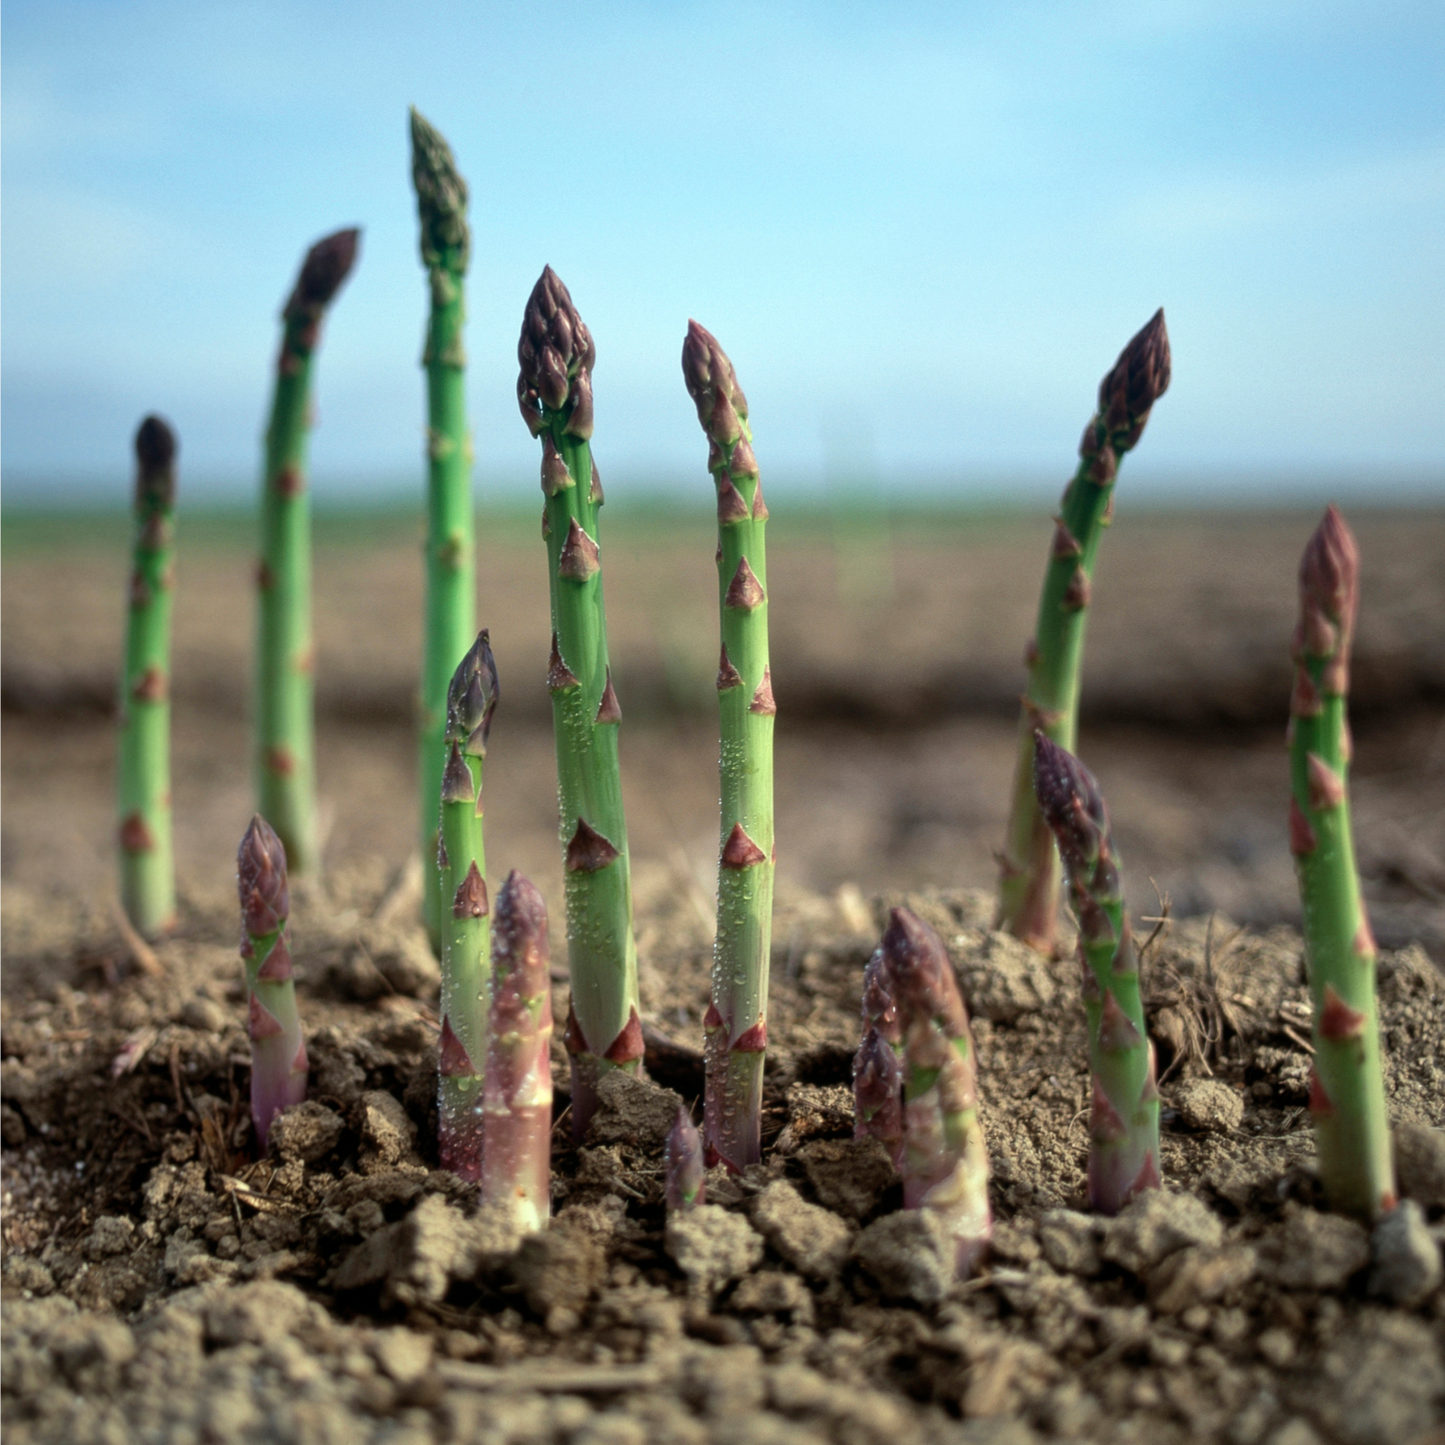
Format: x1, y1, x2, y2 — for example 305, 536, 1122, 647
1172, 1078, 1245, 1134
1367, 1200, 1442, 1308
1393, 1120, 1445, 1209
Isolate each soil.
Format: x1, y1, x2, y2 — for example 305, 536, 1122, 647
3, 505, 1445, 1442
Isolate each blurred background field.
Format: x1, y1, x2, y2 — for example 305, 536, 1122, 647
5, 497, 1443, 963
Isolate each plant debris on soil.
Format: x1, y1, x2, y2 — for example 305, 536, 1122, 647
3, 865, 1443, 1444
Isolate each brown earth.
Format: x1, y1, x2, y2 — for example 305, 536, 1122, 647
3, 504, 1445, 1443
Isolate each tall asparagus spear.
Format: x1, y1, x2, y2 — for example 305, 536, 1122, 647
1289, 508, 1395, 1218
118, 416, 178, 940
410, 109, 477, 952
437, 631, 498, 1181
255, 228, 360, 875
483, 870, 554, 1234
682, 321, 776, 1172
997, 311, 1171, 952
1033, 733, 1160, 1213
237, 815, 307, 1150
517, 267, 640, 1136
880, 909, 991, 1275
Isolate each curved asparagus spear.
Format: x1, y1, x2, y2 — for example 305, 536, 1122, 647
1289, 508, 1395, 1218
255, 227, 360, 875
118, 416, 178, 939
483, 870, 554, 1234
437, 631, 498, 1181
997, 311, 1171, 951
237, 815, 307, 1149
410, 109, 476, 952
665, 1105, 706, 1213
879, 908, 991, 1275
518, 267, 640, 1137
682, 321, 776, 1172
1033, 733, 1160, 1213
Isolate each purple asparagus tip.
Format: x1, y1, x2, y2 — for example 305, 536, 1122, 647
1296, 506, 1359, 695
664, 1105, 705, 1212
446, 628, 499, 756
681, 319, 750, 449
880, 907, 969, 1038
861, 947, 901, 1045
238, 815, 289, 937
1097, 308, 1170, 451
492, 869, 549, 990
853, 1027, 903, 1162
517, 266, 595, 438
133, 414, 177, 511
284, 228, 361, 322
1031, 732, 1108, 880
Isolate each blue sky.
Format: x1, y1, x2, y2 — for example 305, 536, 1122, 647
3, 0, 1442, 506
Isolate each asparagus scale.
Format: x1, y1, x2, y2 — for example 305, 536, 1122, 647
437, 631, 498, 1181
682, 320, 776, 1173
1033, 733, 1160, 1213
518, 267, 640, 1136
255, 227, 360, 875
997, 311, 1170, 952
410, 108, 477, 952
1289, 507, 1395, 1217
118, 415, 178, 939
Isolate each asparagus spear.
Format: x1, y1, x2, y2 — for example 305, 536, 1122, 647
1033, 733, 1161, 1213
255, 227, 360, 875
517, 266, 640, 1136
879, 908, 991, 1275
1289, 508, 1395, 1218
482, 870, 554, 1234
665, 1106, 706, 1213
682, 320, 776, 1172
237, 815, 307, 1149
997, 311, 1171, 952
410, 109, 477, 952
118, 416, 178, 940
854, 946, 905, 1164
437, 631, 498, 1181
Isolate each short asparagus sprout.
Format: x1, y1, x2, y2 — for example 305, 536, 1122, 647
1289, 507, 1395, 1218
518, 267, 641, 1136
665, 1106, 706, 1213
876, 908, 992, 1275
682, 320, 776, 1172
997, 310, 1171, 953
1032, 733, 1161, 1213
237, 815, 307, 1150
410, 109, 477, 953
853, 947, 904, 1165
437, 631, 498, 1181
118, 415, 178, 940
482, 870, 554, 1234
255, 227, 360, 875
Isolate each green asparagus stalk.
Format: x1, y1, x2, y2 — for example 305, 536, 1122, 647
997, 311, 1171, 952
682, 321, 775, 1172
665, 1106, 705, 1212
237, 815, 307, 1149
118, 416, 178, 939
1289, 507, 1395, 1218
437, 631, 498, 1181
255, 227, 360, 875
1033, 733, 1160, 1213
482, 870, 554, 1234
410, 109, 476, 952
517, 267, 640, 1137
881, 908, 991, 1275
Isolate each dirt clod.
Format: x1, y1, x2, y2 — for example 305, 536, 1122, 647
1367, 1200, 1442, 1307
1172, 1077, 1245, 1134
1260, 1209, 1372, 1291
750, 1179, 852, 1278
267, 1099, 345, 1163
852, 1208, 955, 1303
1099, 1189, 1224, 1275
1394, 1120, 1445, 1207
665, 1204, 765, 1297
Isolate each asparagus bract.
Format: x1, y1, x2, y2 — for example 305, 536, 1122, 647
437, 631, 498, 1181
854, 946, 904, 1164
255, 228, 360, 875
997, 311, 1170, 952
665, 1105, 706, 1212
411, 109, 477, 952
1033, 733, 1161, 1213
879, 908, 991, 1275
518, 267, 640, 1136
1289, 508, 1395, 1218
237, 815, 307, 1149
118, 416, 178, 939
682, 320, 776, 1172
482, 870, 554, 1234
